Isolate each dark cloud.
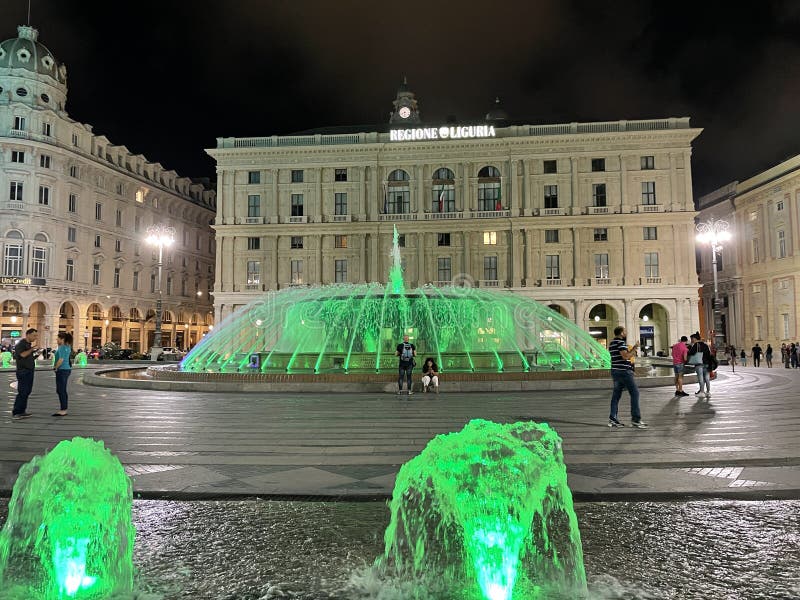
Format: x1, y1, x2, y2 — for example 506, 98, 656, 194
2, 0, 799, 195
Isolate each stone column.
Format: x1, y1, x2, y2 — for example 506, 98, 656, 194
222, 236, 235, 292
360, 166, 368, 221
669, 153, 678, 210
418, 232, 426, 285
570, 157, 579, 212
369, 167, 378, 220
370, 233, 379, 282
523, 228, 532, 285
318, 235, 324, 284
624, 299, 638, 344
461, 163, 469, 212
572, 226, 581, 286
522, 160, 531, 215
510, 160, 519, 216
315, 168, 322, 223
619, 153, 628, 213
271, 169, 279, 224
621, 226, 631, 286
45, 312, 60, 349
414, 164, 424, 215
360, 234, 367, 283
271, 236, 279, 289
511, 229, 522, 287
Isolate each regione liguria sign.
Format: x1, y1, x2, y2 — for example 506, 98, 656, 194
389, 125, 496, 142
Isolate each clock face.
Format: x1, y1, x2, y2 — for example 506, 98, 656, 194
398, 106, 411, 119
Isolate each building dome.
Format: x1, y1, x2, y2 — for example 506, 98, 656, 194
0, 25, 66, 85
485, 97, 509, 123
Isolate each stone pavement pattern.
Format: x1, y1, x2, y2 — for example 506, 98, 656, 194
1, 366, 799, 499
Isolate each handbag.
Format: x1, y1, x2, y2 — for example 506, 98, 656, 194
687, 350, 704, 365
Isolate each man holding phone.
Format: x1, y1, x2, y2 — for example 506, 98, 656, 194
12, 328, 39, 420
608, 325, 647, 428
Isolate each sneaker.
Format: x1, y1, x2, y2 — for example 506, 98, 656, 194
12, 412, 32, 420
397, 390, 403, 396
678, 391, 690, 397
631, 420, 648, 429
434, 386, 439, 394
407, 391, 413, 396
694, 391, 705, 396
608, 419, 625, 428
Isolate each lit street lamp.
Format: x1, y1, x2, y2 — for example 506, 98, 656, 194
696, 218, 731, 351
145, 224, 176, 359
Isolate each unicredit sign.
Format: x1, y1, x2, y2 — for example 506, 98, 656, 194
389, 125, 496, 142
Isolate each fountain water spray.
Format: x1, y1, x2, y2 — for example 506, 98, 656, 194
379, 419, 586, 599
0, 437, 135, 599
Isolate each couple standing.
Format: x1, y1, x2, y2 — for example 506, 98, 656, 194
11, 329, 73, 420
672, 333, 715, 398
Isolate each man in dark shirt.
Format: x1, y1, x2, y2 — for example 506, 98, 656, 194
608, 325, 647, 428
13, 328, 39, 420
751, 343, 762, 367
395, 334, 416, 396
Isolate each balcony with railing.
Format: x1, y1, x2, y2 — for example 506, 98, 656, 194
545, 278, 562, 286
641, 276, 662, 284
479, 279, 500, 288
473, 209, 510, 218
424, 211, 464, 220
542, 207, 566, 216
638, 204, 663, 213
242, 216, 268, 224
286, 215, 308, 223
379, 213, 417, 221
9, 129, 29, 139
591, 278, 612, 286
587, 206, 609, 215
3, 201, 24, 211
433, 280, 453, 287
331, 214, 351, 222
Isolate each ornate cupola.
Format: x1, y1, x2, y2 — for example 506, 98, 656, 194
389, 76, 421, 124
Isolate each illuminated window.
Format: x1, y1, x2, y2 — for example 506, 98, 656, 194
483, 231, 497, 245
334, 235, 347, 248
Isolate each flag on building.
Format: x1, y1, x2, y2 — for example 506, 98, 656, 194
438, 189, 445, 213
495, 186, 502, 211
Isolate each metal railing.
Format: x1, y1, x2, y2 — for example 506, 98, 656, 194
473, 210, 510, 218
424, 211, 463, 220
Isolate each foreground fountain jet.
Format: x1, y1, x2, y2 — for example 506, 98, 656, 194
0, 437, 135, 599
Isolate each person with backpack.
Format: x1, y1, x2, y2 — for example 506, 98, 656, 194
52, 332, 73, 417
688, 332, 715, 399
395, 334, 416, 396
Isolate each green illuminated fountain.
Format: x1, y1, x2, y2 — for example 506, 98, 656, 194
1, 350, 12, 368
0, 437, 135, 599
379, 419, 586, 600
74, 352, 88, 368
181, 226, 609, 375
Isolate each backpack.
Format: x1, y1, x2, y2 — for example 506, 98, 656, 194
401, 343, 413, 362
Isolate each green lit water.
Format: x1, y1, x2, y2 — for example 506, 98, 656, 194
181, 226, 609, 374
380, 420, 585, 600
0, 437, 135, 599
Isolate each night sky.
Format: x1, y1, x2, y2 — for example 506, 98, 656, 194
3, 0, 800, 197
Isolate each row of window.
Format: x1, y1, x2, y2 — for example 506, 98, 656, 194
243, 253, 661, 286
241, 228, 661, 252
241, 180, 658, 217
752, 313, 794, 341
243, 158, 658, 187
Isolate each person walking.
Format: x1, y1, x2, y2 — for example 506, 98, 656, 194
421, 357, 439, 394
751, 343, 762, 367
52, 332, 73, 417
781, 343, 789, 368
12, 328, 39, 420
765, 344, 773, 368
608, 326, 647, 428
792, 343, 799, 369
395, 334, 416, 396
739, 349, 747, 367
671, 336, 689, 397
689, 332, 714, 399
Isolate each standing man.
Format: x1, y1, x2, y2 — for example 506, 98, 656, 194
395, 334, 416, 396
671, 336, 689, 397
608, 326, 647, 428
751, 343, 762, 368
12, 328, 39, 420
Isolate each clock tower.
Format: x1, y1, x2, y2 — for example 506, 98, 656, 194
389, 76, 421, 124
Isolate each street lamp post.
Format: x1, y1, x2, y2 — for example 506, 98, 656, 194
696, 218, 732, 353
145, 224, 176, 360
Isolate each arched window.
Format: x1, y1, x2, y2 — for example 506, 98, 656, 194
110, 306, 123, 320
3, 230, 24, 276
129, 308, 142, 321
2, 300, 22, 316
87, 304, 103, 320
431, 167, 455, 213
386, 169, 410, 214
478, 166, 502, 211
162, 311, 173, 324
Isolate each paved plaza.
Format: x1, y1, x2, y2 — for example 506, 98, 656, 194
1, 365, 798, 500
